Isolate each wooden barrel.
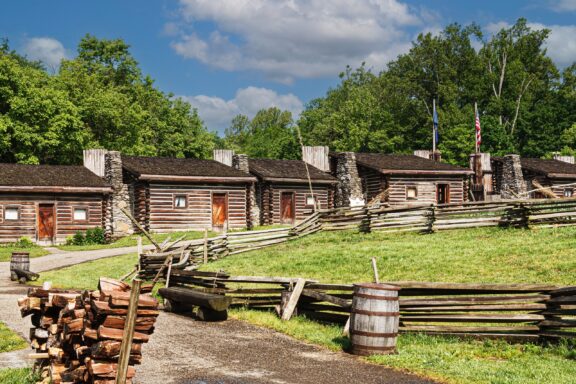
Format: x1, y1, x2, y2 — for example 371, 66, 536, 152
349, 283, 400, 356
10, 252, 30, 272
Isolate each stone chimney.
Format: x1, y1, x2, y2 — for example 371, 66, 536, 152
500, 154, 527, 199
232, 154, 259, 229
105, 151, 134, 238
302, 146, 330, 172
232, 153, 250, 173
553, 154, 575, 164
334, 152, 365, 207
213, 149, 235, 167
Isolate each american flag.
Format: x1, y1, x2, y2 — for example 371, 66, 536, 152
475, 105, 481, 152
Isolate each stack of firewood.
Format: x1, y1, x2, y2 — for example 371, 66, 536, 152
18, 278, 159, 384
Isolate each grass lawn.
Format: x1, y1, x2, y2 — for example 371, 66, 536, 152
33, 226, 576, 384
202, 226, 576, 285
0, 368, 39, 384
0, 322, 27, 353
34, 253, 137, 290
57, 230, 217, 252
0, 246, 49, 262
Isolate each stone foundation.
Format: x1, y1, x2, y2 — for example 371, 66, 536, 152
334, 152, 365, 207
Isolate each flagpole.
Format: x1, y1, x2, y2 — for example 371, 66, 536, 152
474, 102, 478, 154
432, 99, 436, 153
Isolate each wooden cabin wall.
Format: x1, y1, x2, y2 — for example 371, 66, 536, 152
147, 183, 249, 232
358, 166, 386, 202
266, 183, 333, 225
387, 175, 465, 206
523, 174, 576, 198
0, 193, 105, 243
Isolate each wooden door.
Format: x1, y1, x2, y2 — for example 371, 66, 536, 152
280, 192, 295, 224
38, 204, 55, 240
436, 184, 450, 205
211, 193, 228, 228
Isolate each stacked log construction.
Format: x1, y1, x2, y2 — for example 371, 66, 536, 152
18, 278, 159, 384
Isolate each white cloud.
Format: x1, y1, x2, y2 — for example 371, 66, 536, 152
169, 0, 423, 82
485, 22, 576, 67
530, 23, 576, 67
549, 0, 576, 11
179, 86, 304, 132
21, 37, 67, 70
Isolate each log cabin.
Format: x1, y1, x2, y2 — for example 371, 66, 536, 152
119, 155, 256, 233
329, 151, 473, 207
0, 163, 111, 244
491, 155, 576, 199
247, 159, 337, 225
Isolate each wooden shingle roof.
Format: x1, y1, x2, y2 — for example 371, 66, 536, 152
0, 163, 111, 193
122, 156, 256, 182
516, 158, 576, 178
249, 159, 337, 184
343, 153, 472, 175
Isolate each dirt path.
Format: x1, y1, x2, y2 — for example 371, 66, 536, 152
136, 314, 435, 384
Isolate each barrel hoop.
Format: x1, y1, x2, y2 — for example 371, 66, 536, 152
351, 345, 397, 352
354, 293, 398, 301
350, 330, 398, 338
354, 283, 401, 291
351, 309, 400, 316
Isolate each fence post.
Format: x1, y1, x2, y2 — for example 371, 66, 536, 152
115, 279, 141, 384
424, 205, 436, 233
360, 207, 371, 233
203, 228, 209, 264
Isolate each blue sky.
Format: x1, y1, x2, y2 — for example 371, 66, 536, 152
1, 0, 575, 134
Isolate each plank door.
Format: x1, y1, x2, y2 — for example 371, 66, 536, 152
211, 193, 228, 228
280, 192, 295, 224
38, 204, 55, 240
436, 184, 450, 205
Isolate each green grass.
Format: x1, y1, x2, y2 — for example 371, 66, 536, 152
0, 322, 27, 353
0, 368, 39, 384
232, 309, 576, 384
57, 230, 219, 251
0, 246, 49, 262
32, 226, 576, 383
33, 253, 138, 290
203, 226, 576, 285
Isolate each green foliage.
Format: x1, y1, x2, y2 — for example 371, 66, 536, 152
0, 35, 215, 164
0, 322, 27, 353
0, 368, 39, 384
14, 237, 35, 248
298, 19, 576, 164
68, 228, 107, 246
223, 107, 299, 159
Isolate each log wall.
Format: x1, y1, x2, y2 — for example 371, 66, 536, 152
260, 183, 334, 225
387, 175, 465, 206
146, 183, 249, 232
0, 193, 105, 243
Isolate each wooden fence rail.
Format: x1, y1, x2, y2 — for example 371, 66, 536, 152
139, 198, 576, 278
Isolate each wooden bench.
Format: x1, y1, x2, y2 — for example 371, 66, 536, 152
158, 287, 232, 321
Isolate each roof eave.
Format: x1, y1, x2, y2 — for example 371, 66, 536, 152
260, 176, 337, 184
138, 174, 257, 183
0, 186, 112, 193
378, 169, 473, 175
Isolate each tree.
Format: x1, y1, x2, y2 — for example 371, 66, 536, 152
223, 107, 299, 159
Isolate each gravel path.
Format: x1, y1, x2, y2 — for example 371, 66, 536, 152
136, 314, 435, 384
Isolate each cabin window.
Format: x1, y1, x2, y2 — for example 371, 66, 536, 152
4, 207, 19, 220
174, 195, 187, 208
564, 188, 574, 198
73, 208, 88, 221
305, 195, 317, 208
406, 186, 418, 200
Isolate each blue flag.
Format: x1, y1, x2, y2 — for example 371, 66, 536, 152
433, 103, 440, 145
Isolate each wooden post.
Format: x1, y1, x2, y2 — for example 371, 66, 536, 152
137, 236, 142, 256
115, 279, 141, 384
371, 257, 380, 284
203, 228, 209, 264
281, 278, 306, 321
